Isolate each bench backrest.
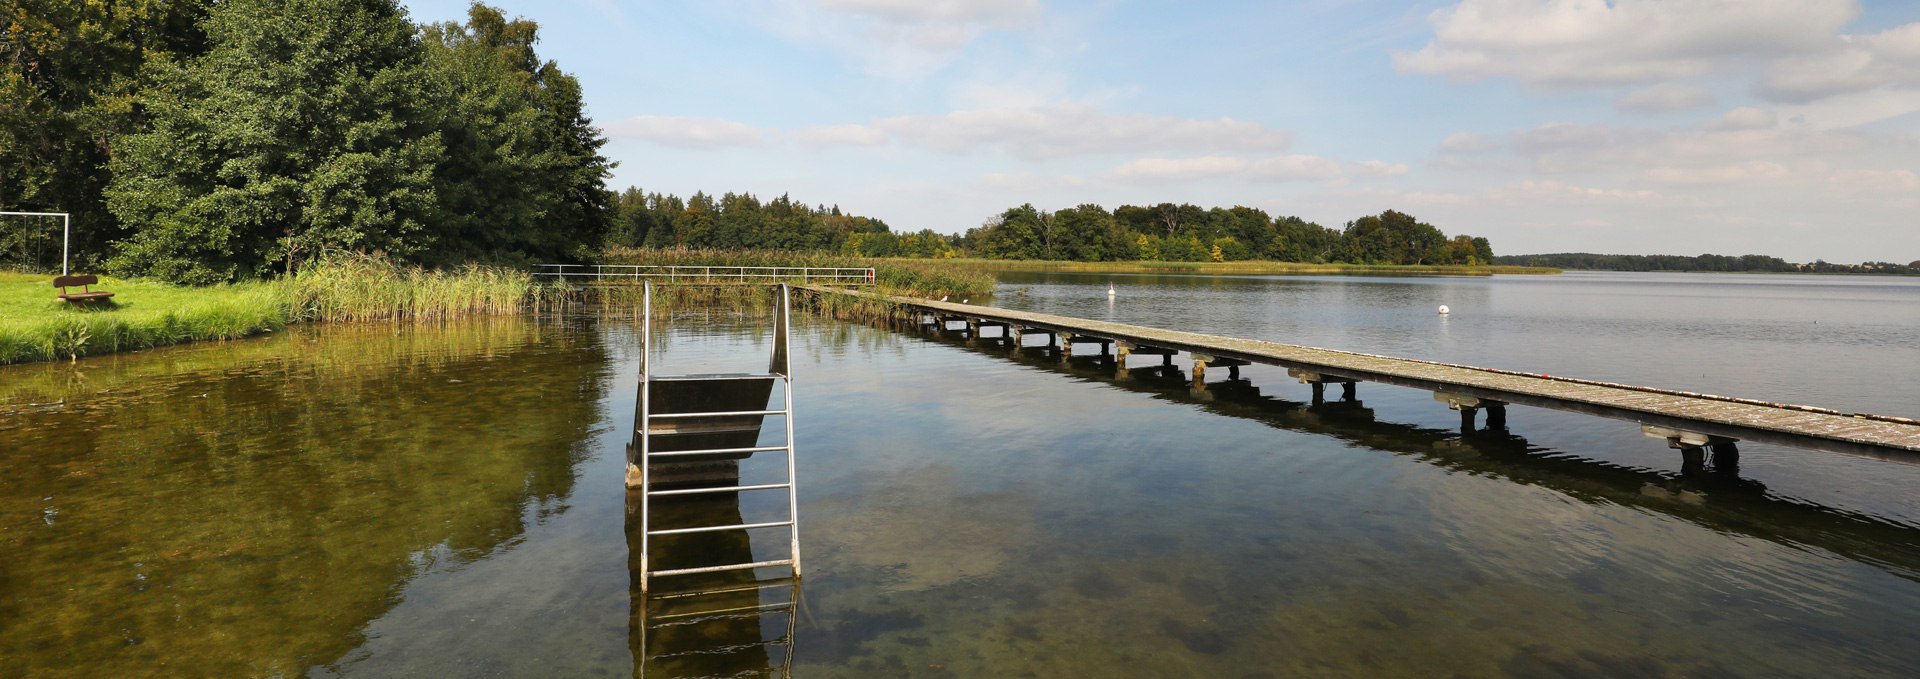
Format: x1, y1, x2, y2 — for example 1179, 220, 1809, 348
53, 274, 98, 288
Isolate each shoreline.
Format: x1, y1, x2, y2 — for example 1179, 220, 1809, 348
908, 258, 1559, 277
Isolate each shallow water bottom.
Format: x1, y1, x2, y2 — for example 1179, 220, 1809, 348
3, 312, 1920, 677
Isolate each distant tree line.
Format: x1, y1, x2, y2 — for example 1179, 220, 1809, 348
608, 189, 958, 258
1494, 253, 1920, 275
3, 0, 611, 283
961, 204, 1494, 265
609, 194, 1497, 265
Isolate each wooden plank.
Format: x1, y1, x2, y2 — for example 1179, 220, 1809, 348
805, 287, 1920, 459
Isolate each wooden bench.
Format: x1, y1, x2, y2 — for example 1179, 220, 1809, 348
53, 274, 115, 304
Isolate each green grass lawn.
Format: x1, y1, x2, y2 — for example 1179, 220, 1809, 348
0, 259, 549, 365
0, 271, 291, 364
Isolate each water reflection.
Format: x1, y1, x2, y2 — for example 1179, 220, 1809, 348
0, 320, 605, 677
909, 318, 1920, 584
624, 389, 800, 678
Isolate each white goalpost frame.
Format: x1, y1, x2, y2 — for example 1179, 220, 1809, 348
0, 211, 71, 275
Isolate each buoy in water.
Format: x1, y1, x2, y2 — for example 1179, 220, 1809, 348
1437, 305, 1451, 315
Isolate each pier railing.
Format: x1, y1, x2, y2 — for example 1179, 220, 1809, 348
535, 264, 874, 285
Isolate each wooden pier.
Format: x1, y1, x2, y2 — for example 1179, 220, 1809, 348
809, 288, 1920, 464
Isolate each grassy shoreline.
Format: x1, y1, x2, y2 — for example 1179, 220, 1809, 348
1, 259, 554, 365
2, 249, 1548, 366
912, 258, 1559, 276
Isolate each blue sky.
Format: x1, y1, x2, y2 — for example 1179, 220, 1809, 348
400, 0, 1920, 262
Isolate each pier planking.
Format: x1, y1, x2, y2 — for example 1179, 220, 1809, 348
810, 287, 1920, 464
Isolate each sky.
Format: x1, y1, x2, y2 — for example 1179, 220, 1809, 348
398, 0, 1920, 263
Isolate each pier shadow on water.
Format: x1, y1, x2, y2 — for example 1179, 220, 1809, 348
915, 320, 1920, 585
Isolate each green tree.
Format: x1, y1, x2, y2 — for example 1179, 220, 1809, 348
106, 0, 442, 282
1, 0, 213, 269
419, 3, 612, 265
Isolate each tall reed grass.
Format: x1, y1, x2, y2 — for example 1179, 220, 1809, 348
285, 255, 560, 322
0, 258, 553, 365
597, 247, 997, 322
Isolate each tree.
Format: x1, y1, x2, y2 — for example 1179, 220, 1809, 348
1053, 203, 1123, 261
106, 0, 442, 282
1, 0, 213, 270
420, 3, 613, 265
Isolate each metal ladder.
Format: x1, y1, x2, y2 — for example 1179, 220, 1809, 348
633, 281, 802, 593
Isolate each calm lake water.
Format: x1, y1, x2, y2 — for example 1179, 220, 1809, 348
4, 272, 1920, 677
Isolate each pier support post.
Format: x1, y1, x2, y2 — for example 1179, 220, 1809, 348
1292, 369, 1360, 406
1642, 425, 1741, 475
1711, 440, 1740, 475
1435, 392, 1500, 433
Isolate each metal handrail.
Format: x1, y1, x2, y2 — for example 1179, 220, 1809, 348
533, 263, 875, 284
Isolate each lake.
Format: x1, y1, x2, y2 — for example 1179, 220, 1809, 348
3, 271, 1919, 677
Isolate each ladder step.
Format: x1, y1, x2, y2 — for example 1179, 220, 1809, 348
649, 483, 791, 497
647, 421, 762, 436
650, 409, 786, 419
645, 636, 792, 658
649, 521, 793, 536
646, 445, 787, 458
649, 558, 795, 576
648, 577, 796, 600
651, 601, 796, 622
650, 372, 787, 382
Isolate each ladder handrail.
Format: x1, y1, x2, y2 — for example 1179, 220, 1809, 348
779, 283, 803, 579
636, 281, 802, 593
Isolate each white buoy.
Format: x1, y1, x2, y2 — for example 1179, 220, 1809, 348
1437, 305, 1451, 315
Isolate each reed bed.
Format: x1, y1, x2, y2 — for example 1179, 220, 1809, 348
0, 258, 554, 365
596, 247, 996, 322
284, 256, 560, 322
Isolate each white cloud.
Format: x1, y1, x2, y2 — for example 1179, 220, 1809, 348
1496, 114, 1893, 177
1615, 82, 1717, 112
1440, 131, 1497, 152
1395, 0, 1856, 88
818, 0, 1040, 28
1352, 160, 1412, 178
1103, 155, 1398, 184
809, 105, 1293, 160
794, 124, 889, 148
1645, 161, 1793, 184
1510, 122, 1636, 153
1706, 107, 1779, 131
1492, 180, 1664, 204
765, 0, 1044, 77
605, 115, 765, 149
1829, 168, 1920, 192
1757, 22, 1920, 103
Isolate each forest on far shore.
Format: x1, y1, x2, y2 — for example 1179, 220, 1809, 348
611, 188, 1497, 266
1495, 253, 1920, 275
